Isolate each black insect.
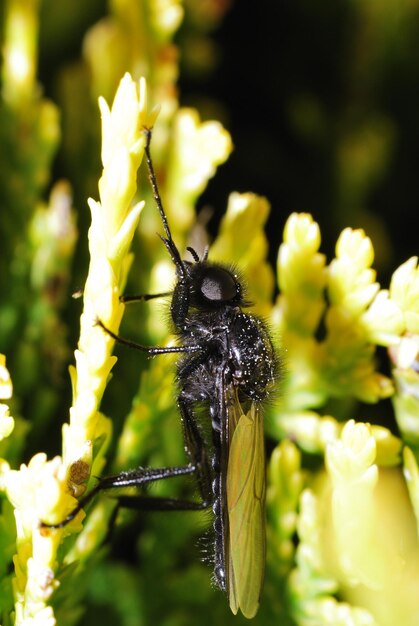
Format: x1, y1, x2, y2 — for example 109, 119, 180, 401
43, 127, 278, 619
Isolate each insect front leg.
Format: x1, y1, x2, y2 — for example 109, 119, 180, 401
95, 319, 202, 356
120, 291, 171, 303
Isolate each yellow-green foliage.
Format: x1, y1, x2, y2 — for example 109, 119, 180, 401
1, 2, 419, 626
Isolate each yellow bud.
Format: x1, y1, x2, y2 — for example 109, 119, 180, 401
0, 354, 13, 400
390, 257, 419, 333
336, 228, 374, 268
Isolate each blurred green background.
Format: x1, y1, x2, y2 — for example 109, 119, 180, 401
35, 0, 419, 277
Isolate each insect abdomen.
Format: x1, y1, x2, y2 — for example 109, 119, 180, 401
229, 313, 277, 401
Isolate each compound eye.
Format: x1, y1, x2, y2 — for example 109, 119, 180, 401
200, 267, 238, 302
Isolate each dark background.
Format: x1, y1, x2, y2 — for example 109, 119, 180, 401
185, 0, 419, 278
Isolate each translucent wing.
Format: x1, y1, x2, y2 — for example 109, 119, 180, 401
226, 399, 266, 619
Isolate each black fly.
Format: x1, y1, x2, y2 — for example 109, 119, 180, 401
42, 127, 278, 619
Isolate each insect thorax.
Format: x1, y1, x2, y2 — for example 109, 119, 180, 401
176, 307, 277, 405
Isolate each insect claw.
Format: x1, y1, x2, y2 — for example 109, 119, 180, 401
93, 317, 105, 330
143, 125, 152, 145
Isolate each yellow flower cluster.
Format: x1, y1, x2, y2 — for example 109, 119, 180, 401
1, 74, 158, 625
276, 213, 327, 336
0, 356, 77, 626
288, 421, 419, 626
83, 0, 183, 117
4, 454, 77, 626
62, 75, 158, 477
326, 421, 380, 587
324, 423, 419, 626
274, 213, 403, 412
289, 488, 376, 626
270, 213, 419, 626
1, 0, 39, 107
166, 108, 233, 231
210, 192, 274, 316
320, 229, 393, 402
267, 440, 304, 571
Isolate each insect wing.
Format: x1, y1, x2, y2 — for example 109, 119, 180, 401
226, 400, 266, 619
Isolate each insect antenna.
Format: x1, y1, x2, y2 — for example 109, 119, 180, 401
186, 246, 200, 263
143, 128, 185, 276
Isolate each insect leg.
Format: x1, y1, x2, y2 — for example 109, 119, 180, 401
72, 291, 172, 302
83, 399, 213, 520
40, 464, 200, 530
210, 366, 230, 593
95, 319, 202, 356
114, 495, 207, 512
178, 393, 212, 507
120, 291, 172, 303
42, 390, 213, 530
